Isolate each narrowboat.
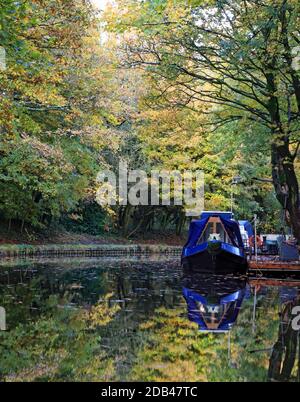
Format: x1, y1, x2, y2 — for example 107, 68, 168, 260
182, 211, 249, 274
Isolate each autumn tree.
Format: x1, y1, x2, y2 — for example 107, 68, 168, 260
0, 1, 133, 231
106, 0, 300, 239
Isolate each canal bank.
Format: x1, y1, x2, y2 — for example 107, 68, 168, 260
0, 244, 182, 259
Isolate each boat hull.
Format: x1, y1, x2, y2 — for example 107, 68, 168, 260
182, 243, 248, 275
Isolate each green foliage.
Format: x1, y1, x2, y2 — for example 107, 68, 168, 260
61, 202, 107, 235
1, 0, 298, 237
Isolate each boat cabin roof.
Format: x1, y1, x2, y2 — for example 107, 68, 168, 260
200, 211, 233, 220
185, 213, 244, 249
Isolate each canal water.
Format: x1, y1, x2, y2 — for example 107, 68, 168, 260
0, 257, 299, 382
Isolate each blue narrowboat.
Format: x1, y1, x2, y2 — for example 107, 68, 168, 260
182, 211, 249, 274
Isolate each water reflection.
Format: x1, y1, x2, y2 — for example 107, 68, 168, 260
182, 274, 300, 381
250, 279, 300, 382
182, 274, 247, 333
0, 258, 299, 381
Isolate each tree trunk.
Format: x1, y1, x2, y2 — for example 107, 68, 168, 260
266, 68, 300, 241
271, 136, 300, 241
122, 205, 132, 236
276, 5, 300, 240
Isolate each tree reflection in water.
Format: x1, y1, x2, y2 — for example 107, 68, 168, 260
0, 259, 300, 381
182, 273, 300, 381
267, 287, 300, 382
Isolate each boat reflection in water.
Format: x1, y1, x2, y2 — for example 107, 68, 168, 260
182, 272, 300, 380
182, 272, 248, 333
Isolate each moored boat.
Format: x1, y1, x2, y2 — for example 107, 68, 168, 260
182, 211, 249, 274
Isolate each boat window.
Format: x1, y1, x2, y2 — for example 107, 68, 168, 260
197, 222, 213, 243
216, 223, 225, 242
197, 220, 234, 245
